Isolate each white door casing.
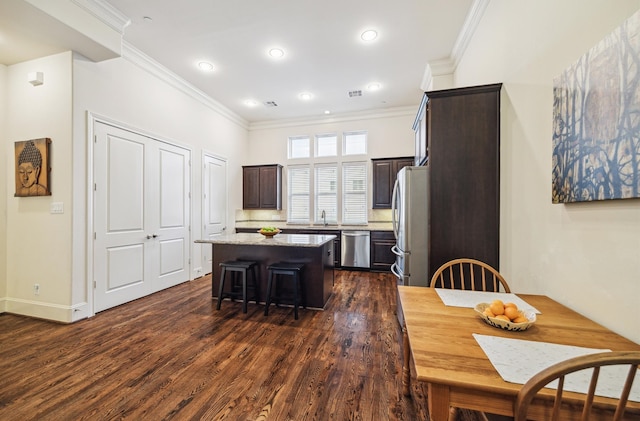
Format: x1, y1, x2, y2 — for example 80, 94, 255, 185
202, 154, 227, 274
93, 122, 190, 312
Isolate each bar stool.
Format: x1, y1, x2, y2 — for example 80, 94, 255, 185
217, 260, 259, 313
264, 262, 305, 319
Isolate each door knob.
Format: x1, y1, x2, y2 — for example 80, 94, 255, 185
146, 234, 159, 239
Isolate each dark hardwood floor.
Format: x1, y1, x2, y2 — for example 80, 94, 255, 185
0, 270, 486, 421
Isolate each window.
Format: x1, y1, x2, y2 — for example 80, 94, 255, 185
342, 162, 367, 224
315, 164, 337, 224
343, 131, 367, 155
287, 166, 310, 223
315, 134, 337, 157
288, 136, 310, 159
286, 131, 368, 224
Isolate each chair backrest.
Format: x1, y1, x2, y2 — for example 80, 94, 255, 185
429, 258, 510, 292
514, 351, 640, 421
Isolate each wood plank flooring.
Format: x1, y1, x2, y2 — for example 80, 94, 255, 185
0, 270, 486, 421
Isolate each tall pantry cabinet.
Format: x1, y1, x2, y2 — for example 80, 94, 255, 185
415, 83, 502, 281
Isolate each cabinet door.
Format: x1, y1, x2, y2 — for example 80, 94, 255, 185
242, 167, 260, 209
372, 159, 394, 208
259, 166, 279, 208
370, 231, 395, 271
372, 157, 414, 209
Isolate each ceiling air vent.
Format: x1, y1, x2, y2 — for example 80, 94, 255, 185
264, 101, 278, 107
348, 90, 362, 97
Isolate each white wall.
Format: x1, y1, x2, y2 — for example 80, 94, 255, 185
0, 64, 7, 304
247, 109, 416, 216
455, 0, 640, 343
72, 53, 249, 318
4, 52, 74, 320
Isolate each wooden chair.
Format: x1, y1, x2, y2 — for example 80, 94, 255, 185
429, 258, 511, 293
514, 351, 640, 421
430, 258, 510, 421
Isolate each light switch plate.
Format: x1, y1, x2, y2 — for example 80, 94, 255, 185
50, 202, 64, 214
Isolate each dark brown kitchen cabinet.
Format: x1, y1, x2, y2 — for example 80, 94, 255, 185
371, 157, 414, 208
419, 83, 502, 281
369, 230, 395, 271
242, 164, 282, 210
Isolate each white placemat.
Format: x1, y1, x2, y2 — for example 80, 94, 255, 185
473, 334, 640, 402
435, 288, 541, 313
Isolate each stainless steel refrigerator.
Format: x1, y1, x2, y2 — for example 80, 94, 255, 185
391, 166, 429, 287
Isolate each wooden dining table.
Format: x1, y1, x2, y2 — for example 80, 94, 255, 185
397, 286, 640, 421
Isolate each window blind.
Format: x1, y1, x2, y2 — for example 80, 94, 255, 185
287, 166, 310, 223
342, 162, 367, 224
315, 165, 337, 223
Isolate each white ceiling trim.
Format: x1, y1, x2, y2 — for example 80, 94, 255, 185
450, 0, 490, 68
422, 0, 490, 84
248, 106, 416, 131
122, 41, 249, 129
71, 0, 130, 33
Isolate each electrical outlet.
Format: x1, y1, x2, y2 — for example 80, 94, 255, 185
34, 283, 40, 295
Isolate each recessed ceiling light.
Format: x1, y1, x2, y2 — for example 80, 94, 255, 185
268, 48, 285, 58
367, 83, 382, 91
324, 110, 331, 115
361, 29, 378, 42
299, 92, 313, 101
198, 61, 214, 71
244, 100, 258, 107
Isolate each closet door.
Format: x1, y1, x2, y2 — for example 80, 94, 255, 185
93, 122, 190, 312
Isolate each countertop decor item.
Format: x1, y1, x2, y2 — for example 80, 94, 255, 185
258, 228, 281, 237
475, 303, 536, 331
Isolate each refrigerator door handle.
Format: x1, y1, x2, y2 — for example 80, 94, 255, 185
391, 177, 400, 240
391, 244, 403, 257
390, 262, 402, 279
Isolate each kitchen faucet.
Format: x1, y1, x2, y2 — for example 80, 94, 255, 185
321, 209, 327, 226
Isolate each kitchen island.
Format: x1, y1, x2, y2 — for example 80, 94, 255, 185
196, 233, 336, 309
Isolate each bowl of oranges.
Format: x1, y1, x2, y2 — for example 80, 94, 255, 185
475, 300, 536, 331
258, 227, 281, 237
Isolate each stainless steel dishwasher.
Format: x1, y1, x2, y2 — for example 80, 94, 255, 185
341, 231, 370, 268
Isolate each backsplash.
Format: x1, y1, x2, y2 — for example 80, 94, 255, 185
235, 208, 392, 223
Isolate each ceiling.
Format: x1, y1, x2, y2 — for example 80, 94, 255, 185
0, 0, 476, 123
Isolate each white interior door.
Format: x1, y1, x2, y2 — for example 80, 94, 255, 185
93, 122, 191, 312
202, 154, 227, 274
155, 143, 191, 290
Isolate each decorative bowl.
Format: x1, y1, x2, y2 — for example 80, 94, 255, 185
474, 303, 536, 331
258, 228, 280, 237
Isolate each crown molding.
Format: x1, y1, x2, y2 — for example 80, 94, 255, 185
122, 41, 249, 129
248, 106, 416, 131
421, 0, 490, 86
450, 0, 490, 68
71, 0, 130, 33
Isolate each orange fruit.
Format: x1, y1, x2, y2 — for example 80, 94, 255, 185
483, 307, 495, 317
513, 315, 528, 323
504, 306, 520, 321
489, 300, 505, 316
495, 314, 510, 322
504, 302, 517, 309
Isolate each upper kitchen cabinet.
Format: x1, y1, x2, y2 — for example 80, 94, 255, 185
413, 94, 428, 166
372, 157, 414, 208
242, 164, 282, 209
424, 83, 502, 279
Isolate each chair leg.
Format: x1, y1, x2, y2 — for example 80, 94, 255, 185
293, 273, 299, 320
242, 269, 248, 314
252, 264, 260, 304
264, 270, 273, 316
448, 407, 457, 421
216, 267, 226, 310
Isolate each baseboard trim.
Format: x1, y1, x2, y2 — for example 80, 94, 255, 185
3, 298, 88, 323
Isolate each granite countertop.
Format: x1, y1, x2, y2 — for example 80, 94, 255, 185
195, 232, 336, 247
234, 221, 393, 231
